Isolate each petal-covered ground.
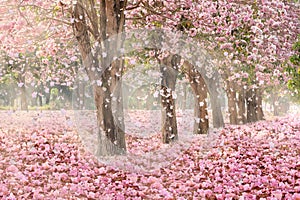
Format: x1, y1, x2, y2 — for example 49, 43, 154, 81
0, 110, 299, 199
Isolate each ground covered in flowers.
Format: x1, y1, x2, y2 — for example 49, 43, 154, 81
0, 110, 299, 199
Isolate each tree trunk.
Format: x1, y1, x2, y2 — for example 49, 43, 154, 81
107, 45, 126, 130
256, 89, 264, 120
94, 81, 126, 156
226, 82, 238, 125
209, 88, 225, 128
160, 84, 178, 143
38, 95, 43, 107
237, 87, 247, 124
182, 82, 187, 111
73, 0, 127, 156
103, 0, 126, 136
45, 89, 51, 105
191, 79, 209, 135
184, 61, 209, 134
31, 98, 37, 107
20, 85, 28, 111
159, 56, 179, 143
198, 66, 224, 128
246, 88, 258, 123
272, 91, 279, 116
227, 90, 238, 124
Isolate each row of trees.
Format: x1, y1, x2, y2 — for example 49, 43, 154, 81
0, 0, 299, 156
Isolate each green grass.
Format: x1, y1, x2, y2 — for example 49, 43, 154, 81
0, 104, 53, 110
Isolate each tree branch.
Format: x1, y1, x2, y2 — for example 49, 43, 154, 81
126, 0, 141, 10
125, 17, 145, 20
140, 2, 177, 22
42, 17, 72, 26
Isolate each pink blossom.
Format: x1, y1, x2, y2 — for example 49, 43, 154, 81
6, 165, 19, 173
293, 193, 300, 200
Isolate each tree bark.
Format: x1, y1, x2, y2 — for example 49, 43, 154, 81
18, 75, 28, 111
159, 56, 179, 143
209, 88, 225, 128
45, 83, 51, 105
237, 86, 247, 124
20, 85, 28, 111
38, 95, 43, 107
45, 92, 50, 105
184, 61, 209, 134
94, 81, 126, 156
271, 91, 280, 116
246, 88, 258, 123
256, 89, 264, 120
191, 79, 209, 135
73, 0, 127, 156
182, 82, 187, 111
10, 85, 15, 107
103, 0, 126, 134
226, 82, 238, 124
197, 63, 224, 128
227, 90, 238, 124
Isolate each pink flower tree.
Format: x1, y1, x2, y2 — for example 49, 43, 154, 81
0, 0, 78, 109
126, 0, 300, 124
